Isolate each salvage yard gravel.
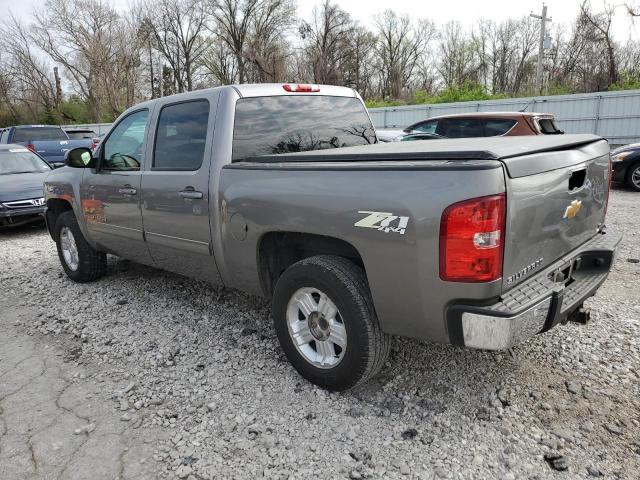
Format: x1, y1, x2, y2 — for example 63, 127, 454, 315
1, 189, 639, 479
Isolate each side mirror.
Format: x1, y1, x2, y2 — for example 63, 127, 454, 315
65, 147, 94, 168
52, 163, 65, 169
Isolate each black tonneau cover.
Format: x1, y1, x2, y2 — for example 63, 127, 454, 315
243, 134, 608, 178
244, 134, 602, 163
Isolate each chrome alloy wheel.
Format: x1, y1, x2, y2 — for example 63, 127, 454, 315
59, 226, 79, 271
632, 166, 640, 189
286, 287, 347, 369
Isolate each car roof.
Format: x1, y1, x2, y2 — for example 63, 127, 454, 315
7, 125, 64, 129
611, 142, 640, 153
415, 111, 553, 121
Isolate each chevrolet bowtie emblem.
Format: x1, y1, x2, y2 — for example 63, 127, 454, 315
563, 200, 582, 219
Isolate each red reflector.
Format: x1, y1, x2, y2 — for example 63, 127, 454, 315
439, 194, 506, 282
283, 83, 320, 93
26, 143, 36, 152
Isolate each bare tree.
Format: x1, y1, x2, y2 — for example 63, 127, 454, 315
580, 1, 618, 86
31, 0, 145, 121
208, 0, 294, 84
374, 10, 435, 99
0, 15, 60, 121
142, 0, 209, 93
437, 21, 478, 90
300, 0, 353, 84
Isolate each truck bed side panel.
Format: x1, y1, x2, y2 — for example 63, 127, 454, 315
218, 161, 506, 342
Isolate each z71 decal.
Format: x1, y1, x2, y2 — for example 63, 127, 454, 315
354, 211, 410, 235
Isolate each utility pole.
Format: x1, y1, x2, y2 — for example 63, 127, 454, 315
531, 4, 552, 94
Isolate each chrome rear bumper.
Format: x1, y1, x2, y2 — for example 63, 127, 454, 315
447, 230, 621, 350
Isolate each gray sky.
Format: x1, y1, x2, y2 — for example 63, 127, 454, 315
2, 0, 638, 41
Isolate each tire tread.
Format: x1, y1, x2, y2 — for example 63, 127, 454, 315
55, 211, 106, 283
274, 255, 390, 390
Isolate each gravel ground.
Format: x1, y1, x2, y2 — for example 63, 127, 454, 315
1, 188, 639, 480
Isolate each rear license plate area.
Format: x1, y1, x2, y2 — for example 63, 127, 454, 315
548, 257, 582, 286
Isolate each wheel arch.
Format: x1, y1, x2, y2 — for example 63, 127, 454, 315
257, 231, 367, 297
45, 198, 74, 240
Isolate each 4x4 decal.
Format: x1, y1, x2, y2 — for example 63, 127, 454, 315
354, 211, 410, 235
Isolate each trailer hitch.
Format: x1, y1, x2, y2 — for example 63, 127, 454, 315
567, 305, 591, 325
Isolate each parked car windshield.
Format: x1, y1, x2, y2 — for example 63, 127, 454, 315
0, 149, 52, 174
13, 127, 68, 142
232, 96, 376, 161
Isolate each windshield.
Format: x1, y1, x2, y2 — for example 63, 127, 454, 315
0, 149, 52, 175
232, 95, 376, 161
13, 127, 68, 142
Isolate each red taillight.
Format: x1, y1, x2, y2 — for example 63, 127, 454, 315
439, 194, 506, 282
92, 137, 100, 150
26, 143, 36, 152
283, 83, 320, 93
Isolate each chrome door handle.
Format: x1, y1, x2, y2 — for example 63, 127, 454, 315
118, 187, 137, 195
179, 190, 203, 199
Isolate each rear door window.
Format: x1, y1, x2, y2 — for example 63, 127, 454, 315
483, 119, 517, 136
12, 127, 68, 142
538, 118, 562, 134
153, 100, 210, 170
436, 118, 484, 138
66, 130, 96, 139
232, 96, 375, 161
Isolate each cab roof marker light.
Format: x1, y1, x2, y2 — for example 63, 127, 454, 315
283, 84, 320, 93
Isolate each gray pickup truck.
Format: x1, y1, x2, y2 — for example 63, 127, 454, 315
43, 84, 620, 390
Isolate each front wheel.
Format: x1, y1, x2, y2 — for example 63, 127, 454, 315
272, 255, 390, 391
54, 211, 107, 283
626, 163, 640, 192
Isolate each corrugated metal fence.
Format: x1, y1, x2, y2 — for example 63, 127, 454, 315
369, 89, 640, 146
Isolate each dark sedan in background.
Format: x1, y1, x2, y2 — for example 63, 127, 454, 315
0, 144, 54, 227
611, 143, 640, 191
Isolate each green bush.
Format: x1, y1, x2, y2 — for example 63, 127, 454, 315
609, 74, 640, 92
364, 99, 407, 108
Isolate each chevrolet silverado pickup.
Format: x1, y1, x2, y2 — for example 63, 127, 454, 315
43, 84, 620, 390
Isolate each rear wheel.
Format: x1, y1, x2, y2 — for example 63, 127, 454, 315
626, 163, 640, 192
272, 255, 390, 391
54, 211, 106, 282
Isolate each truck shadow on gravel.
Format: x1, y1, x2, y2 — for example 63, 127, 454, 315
0, 220, 46, 237
103, 255, 531, 417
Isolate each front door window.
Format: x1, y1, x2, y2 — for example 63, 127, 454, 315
102, 110, 149, 171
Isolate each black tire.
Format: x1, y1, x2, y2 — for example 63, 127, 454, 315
272, 255, 390, 391
54, 210, 106, 283
626, 162, 640, 192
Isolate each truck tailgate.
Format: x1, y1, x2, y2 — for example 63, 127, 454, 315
500, 139, 610, 291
